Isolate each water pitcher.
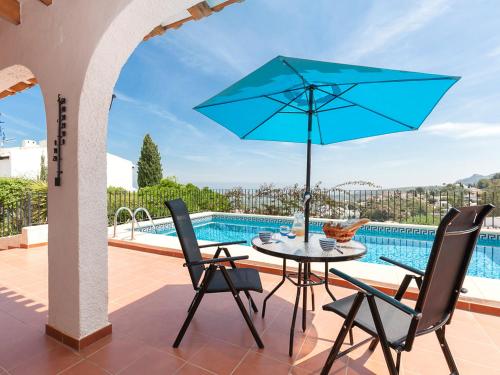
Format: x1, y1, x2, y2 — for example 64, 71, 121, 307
292, 212, 305, 237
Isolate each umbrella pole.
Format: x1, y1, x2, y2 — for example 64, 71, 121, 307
304, 86, 314, 242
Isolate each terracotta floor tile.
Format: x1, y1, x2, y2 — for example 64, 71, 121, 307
174, 363, 215, 374
0, 331, 59, 370
162, 332, 211, 361
346, 358, 390, 375
293, 336, 349, 374
455, 358, 500, 375
86, 336, 149, 373
188, 339, 249, 374
59, 360, 110, 374
119, 348, 186, 375
233, 351, 291, 374
9, 344, 81, 375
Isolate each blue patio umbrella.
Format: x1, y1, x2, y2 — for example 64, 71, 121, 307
194, 56, 459, 241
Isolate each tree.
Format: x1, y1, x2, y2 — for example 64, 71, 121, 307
38, 154, 48, 182
137, 134, 163, 188
477, 179, 490, 189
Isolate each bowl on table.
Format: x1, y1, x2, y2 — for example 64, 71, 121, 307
319, 237, 337, 251
258, 231, 273, 243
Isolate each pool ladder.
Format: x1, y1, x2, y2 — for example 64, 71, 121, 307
113, 206, 157, 240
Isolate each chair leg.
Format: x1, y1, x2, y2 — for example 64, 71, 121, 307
321, 292, 365, 375
367, 295, 399, 375
244, 290, 258, 313
187, 292, 198, 313
368, 338, 379, 351
436, 327, 459, 374
348, 328, 354, 345
219, 267, 264, 349
173, 267, 215, 348
394, 275, 412, 301
396, 351, 402, 373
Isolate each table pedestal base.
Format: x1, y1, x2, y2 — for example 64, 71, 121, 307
262, 259, 338, 356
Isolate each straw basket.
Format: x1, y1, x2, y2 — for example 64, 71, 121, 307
322, 219, 370, 243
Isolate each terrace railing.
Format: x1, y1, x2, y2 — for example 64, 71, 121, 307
0, 192, 47, 237
0, 188, 497, 237
107, 188, 499, 229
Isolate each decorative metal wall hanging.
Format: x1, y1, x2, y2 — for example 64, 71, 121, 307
53, 95, 66, 186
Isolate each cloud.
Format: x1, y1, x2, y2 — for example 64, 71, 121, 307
422, 122, 500, 139
344, 0, 451, 61
113, 90, 203, 137
151, 28, 252, 78
1, 113, 40, 132
181, 154, 210, 163
487, 45, 500, 58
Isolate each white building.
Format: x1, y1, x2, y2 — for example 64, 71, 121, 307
0, 140, 137, 190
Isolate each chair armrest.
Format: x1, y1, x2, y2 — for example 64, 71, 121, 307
329, 267, 422, 318
380, 256, 424, 276
198, 240, 247, 248
187, 255, 249, 267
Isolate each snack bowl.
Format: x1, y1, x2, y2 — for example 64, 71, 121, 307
319, 237, 337, 251
259, 231, 273, 242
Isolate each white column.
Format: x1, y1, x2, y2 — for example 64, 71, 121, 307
45, 80, 110, 340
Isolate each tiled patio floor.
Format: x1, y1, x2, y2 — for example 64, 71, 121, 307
0, 246, 498, 374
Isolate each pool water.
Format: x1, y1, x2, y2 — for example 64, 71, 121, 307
157, 216, 500, 279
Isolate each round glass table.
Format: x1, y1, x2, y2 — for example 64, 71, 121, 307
252, 233, 367, 356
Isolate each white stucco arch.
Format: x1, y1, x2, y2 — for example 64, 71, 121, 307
0, 0, 212, 345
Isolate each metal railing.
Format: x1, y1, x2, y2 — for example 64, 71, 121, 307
0, 192, 47, 237
0, 188, 497, 237
107, 188, 498, 228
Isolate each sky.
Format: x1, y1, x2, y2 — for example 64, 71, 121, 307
1, 0, 500, 189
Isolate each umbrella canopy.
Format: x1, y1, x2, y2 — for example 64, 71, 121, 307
194, 56, 460, 241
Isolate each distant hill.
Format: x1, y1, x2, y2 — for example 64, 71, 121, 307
456, 173, 495, 186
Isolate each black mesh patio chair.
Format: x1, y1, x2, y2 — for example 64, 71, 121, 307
165, 199, 264, 349
320, 204, 494, 375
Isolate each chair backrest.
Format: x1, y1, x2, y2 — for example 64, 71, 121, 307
411, 204, 494, 336
165, 199, 204, 288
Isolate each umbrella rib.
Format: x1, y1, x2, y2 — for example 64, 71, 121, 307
313, 96, 324, 145
316, 104, 356, 113
315, 84, 358, 111
241, 89, 306, 139
279, 57, 309, 88
335, 96, 416, 130
194, 87, 305, 109
315, 76, 458, 87
264, 95, 307, 113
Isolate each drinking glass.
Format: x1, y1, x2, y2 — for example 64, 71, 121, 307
279, 225, 290, 236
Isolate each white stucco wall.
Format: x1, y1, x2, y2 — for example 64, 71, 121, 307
0, 141, 137, 190
0, 141, 47, 179
107, 153, 137, 191
0, 0, 205, 339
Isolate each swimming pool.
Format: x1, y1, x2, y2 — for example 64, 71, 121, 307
152, 215, 500, 279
